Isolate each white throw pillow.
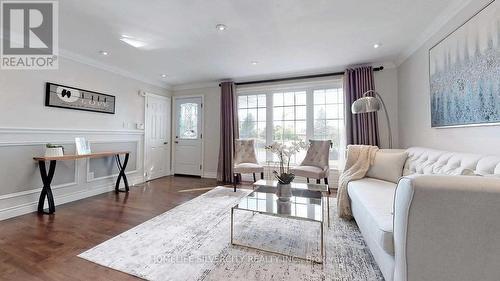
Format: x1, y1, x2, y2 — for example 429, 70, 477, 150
366, 150, 408, 183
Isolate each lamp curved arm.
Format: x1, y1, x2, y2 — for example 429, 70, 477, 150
362, 90, 393, 148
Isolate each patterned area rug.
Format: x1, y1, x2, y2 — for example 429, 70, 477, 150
79, 187, 384, 281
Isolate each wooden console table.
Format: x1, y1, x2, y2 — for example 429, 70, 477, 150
33, 151, 130, 214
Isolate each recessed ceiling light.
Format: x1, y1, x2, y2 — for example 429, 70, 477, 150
120, 35, 147, 48
251, 61, 259, 65
373, 43, 381, 49
216, 24, 227, 31
161, 74, 167, 78
99, 50, 109, 56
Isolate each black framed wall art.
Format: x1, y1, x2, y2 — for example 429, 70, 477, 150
45, 82, 116, 114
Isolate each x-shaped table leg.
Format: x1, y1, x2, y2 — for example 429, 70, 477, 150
115, 153, 130, 193
37, 160, 57, 214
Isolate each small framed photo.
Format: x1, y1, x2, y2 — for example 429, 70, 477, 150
75, 137, 91, 155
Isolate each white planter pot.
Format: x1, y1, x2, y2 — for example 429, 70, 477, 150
276, 183, 292, 200
276, 200, 292, 215
45, 147, 64, 157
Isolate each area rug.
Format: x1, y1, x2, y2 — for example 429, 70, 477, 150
79, 187, 384, 281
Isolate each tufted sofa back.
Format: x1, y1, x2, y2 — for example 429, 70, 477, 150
403, 147, 500, 176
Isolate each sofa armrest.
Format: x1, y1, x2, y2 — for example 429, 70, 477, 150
394, 175, 500, 281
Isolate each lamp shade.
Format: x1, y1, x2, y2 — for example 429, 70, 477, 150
351, 96, 381, 114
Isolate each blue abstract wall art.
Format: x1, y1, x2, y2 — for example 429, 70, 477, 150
430, 0, 499, 127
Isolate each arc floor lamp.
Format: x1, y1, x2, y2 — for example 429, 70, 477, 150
351, 90, 393, 148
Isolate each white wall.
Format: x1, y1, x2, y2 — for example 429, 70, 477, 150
172, 84, 220, 178
0, 57, 169, 130
374, 67, 399, 148
0, 56, 170, 220
397, 0, 500, 155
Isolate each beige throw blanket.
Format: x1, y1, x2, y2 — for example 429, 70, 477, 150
337, 145, 379, 220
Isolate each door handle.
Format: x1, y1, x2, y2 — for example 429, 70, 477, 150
164, 142, 168, 144
175, 141, 179, 144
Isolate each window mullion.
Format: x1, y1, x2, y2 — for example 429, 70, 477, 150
306, 88, 314, 141
266, 93, 273, 162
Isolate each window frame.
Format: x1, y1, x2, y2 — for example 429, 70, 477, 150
237, 93, 268, 163
237, 78, 345, 168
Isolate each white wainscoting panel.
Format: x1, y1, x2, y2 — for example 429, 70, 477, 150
0, 127, 145, 221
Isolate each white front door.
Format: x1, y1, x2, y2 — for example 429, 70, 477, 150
174, 96, 203, 176
145, 94, 171, 181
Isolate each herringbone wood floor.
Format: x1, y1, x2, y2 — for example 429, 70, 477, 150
0, 176, 335, 280
0, 176, 221, 281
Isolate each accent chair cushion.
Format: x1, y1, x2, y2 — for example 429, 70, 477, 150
290, 165, 326, 179
234, 163, 263, 174
366, 150, 408, 183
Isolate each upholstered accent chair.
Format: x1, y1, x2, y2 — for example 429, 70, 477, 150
233, 139, 264, 191
291, 140, 332, 185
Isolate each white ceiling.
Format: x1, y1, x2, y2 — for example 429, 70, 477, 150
59, 0, 469, 87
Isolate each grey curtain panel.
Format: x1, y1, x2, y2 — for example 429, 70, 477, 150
217, 81, 239, 183
344, 66, 380, 146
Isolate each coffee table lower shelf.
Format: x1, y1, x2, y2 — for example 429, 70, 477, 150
230, 207, 326, 264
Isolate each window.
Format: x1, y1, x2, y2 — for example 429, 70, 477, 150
272, 91, 307, 164
238, 94, 267, 162
237, 80, 345, 167
179, 103, 198, 139
313, 88, 345, 166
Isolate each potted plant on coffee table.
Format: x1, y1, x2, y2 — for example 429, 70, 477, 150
265, 141, 306, 200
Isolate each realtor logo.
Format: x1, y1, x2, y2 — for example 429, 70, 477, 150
1, 1, 58, 69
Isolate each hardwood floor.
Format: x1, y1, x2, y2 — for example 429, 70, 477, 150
0, 176, 223, 281
0, 176, 335, 281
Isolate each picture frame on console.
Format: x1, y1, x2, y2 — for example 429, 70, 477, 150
429, 0, 499, 128
75, 137, 91, 155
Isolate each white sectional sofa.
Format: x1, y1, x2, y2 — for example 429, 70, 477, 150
348, 147, 500, 281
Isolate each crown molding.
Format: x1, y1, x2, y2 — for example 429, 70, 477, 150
172, 81, 220, 91
0, 32, 170, 90
59, 49, 172, 90
396, 0, 474, 66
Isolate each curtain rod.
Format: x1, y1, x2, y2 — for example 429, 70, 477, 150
219, 66, 384, 87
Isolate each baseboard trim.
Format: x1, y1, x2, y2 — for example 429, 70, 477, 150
202, 171, 217, 179
0, 175, 144, 221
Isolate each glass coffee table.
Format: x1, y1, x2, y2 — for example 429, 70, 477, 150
253, 180, 331, 227
230, 180, 330, 264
